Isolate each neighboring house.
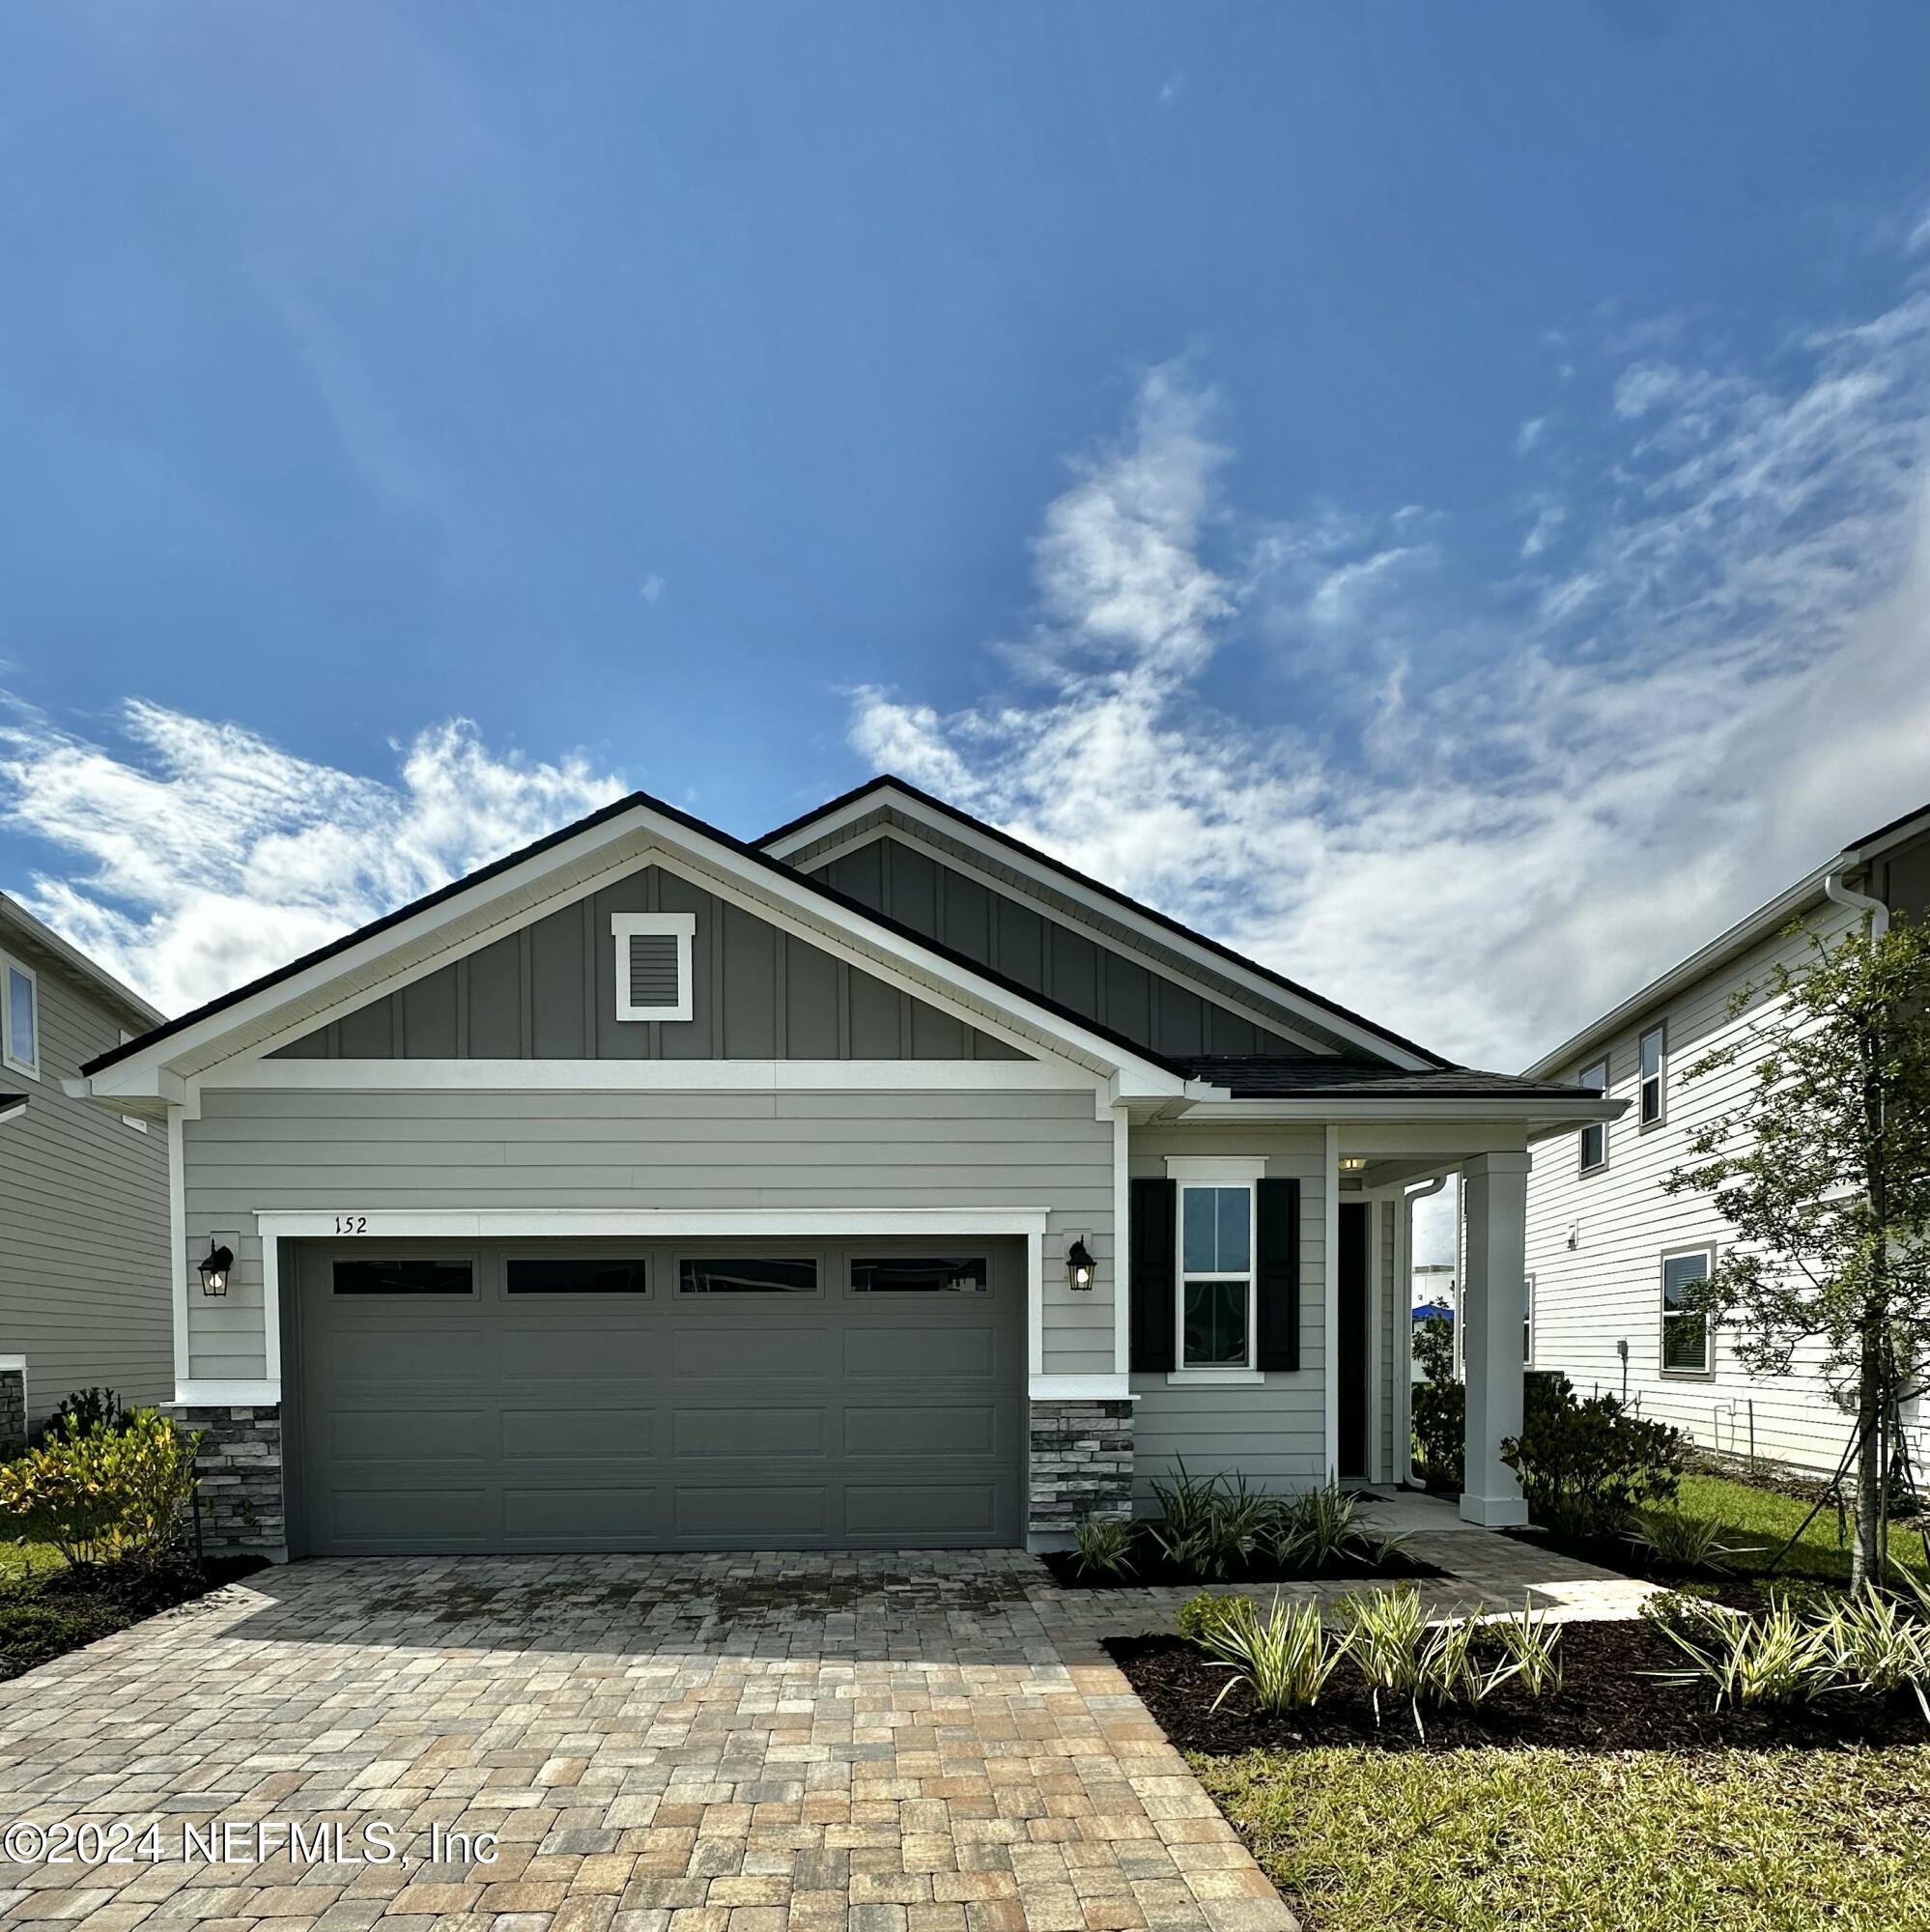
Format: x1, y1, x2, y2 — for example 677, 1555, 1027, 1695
1522, 801, 1930, 1479
0, 892, 171, 1449
75, 776, 1612, 1557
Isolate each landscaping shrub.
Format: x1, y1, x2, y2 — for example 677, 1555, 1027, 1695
41, 1387, 131, 1443
1265, 1480, 1381, 1572
1491, 1595, 1565, 1698
1500, 1373, 1689, 1534
1409, 1380, 1464, 1490
1192, 1592, 1342, 1715
1071, 1515, 1135, 1579
1175, 1590, 1248, 1645
1826, 1588, 1930, 1720
0, 1410, 200, 1569
1626, 1510, 1760, 1575
1647, 1592, 1838, 1709
1334, 1584, 1429, 1729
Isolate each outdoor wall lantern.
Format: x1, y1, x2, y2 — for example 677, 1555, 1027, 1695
197, 1240, 235, 1297
1066, 1238, 1095, 1291
1338, 1156, 1368, 1172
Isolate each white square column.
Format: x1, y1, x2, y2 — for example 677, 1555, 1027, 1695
1460, 1151, 1532, 1527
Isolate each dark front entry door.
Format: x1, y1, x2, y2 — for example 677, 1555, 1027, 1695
1337, 1203, 1370, 1478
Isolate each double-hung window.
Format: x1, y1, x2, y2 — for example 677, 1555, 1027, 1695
1, 955, 38, 1082
1172, 1165, 1261, 1372
1577, 1057, 1609, 1173
1660, 1247, 1714, 1376
1638, 1024, 1665, 1128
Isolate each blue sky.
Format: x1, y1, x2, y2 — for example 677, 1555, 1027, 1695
4, 3, 1930, 1065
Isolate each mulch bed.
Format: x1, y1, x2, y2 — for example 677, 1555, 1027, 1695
1108, 1619, 1930, 1755
0, 1553, 267, 1682
1040, 1542, 1442, 1592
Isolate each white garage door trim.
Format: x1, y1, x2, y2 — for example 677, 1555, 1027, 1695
178, 1207, 1053, 1407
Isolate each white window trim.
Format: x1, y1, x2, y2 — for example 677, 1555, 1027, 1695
1166, 1156, 1264, 1378
1660, 1242, 1717, 1379
611, 912, 695, 1023
2, 953, 40, 1082
1637, 1022, 1666, 1132
1577, 1057, 1609, 1173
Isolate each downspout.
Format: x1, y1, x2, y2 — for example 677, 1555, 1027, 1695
1399, 1175, 1450, 1488
1825, 867, 1888, 939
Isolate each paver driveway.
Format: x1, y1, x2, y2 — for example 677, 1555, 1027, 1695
0, 1553, 1297, 1932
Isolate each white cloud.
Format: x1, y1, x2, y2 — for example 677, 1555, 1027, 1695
846, 283, 1930, 1069
0, 703, 623, 1015
1516, 415, 1547, 454
639, 574, 666, 605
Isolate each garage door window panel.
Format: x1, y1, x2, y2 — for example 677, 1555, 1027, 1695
680, 1256, 819, 1294
849, 1256, 988, 1294
507, 1257, 649, 1295
333, 1258, 475, 1296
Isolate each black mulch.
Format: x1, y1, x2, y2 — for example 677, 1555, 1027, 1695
0, 1553, 266, 1682
1108, 1619, 1930, 1756
1040, 1541, 1442, 1592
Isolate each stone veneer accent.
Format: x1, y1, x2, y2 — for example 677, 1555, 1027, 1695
167, 1404, 286, 1559
0, 1367, 24, 1461
1028, 1398, 1134, 1541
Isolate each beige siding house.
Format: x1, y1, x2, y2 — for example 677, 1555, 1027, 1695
0, 894, 170, 1443
76, 777, 1611, 1556
1523, 802, 1930, 1479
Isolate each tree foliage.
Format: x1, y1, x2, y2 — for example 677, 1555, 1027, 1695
1665, 913, 1930, 1586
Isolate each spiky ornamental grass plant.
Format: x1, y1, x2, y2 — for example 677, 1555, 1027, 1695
1665, 913, 1930, 1592
1196, 1592, 1343, 1715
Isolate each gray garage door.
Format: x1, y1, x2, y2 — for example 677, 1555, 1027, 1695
287, 1236, 1025, 1554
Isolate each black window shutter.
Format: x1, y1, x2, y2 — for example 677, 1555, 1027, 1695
1128, 1178, 1177, 1374
1256, 1177, 1300, 1372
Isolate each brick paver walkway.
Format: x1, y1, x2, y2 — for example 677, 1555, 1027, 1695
0, 1553, 1299, 1932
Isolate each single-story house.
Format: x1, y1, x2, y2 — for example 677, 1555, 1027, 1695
1522, 799, 1930, 1478
74, 776, 1616, 1556
2, 891, 172, 1450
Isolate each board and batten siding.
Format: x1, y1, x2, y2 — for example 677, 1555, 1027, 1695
270, 863, 1024, 1065
1126, 1126, 1328, 1502
0, 962, 170, 1424
1525, 899, 1877, 1474
181, 1086, 1115, 1380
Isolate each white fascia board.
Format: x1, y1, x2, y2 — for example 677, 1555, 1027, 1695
1030, 1375, 1134, 1402
1174, 1096, 1625, 1125
768, 787, 1437, 1072
70, 1066, 189, 1107
216, 1058, 1094, 1094
255, 1208, 1053, 1239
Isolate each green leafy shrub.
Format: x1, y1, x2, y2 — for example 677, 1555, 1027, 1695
1639, 1584, 1728, 1637
1175, 1590, 1247, 1645
1412, 1314, 1456, 1385
1626, 1511, 1761, 1576
1193, 1591, 1342, 1714
1071, 1515, 1136, 1579
42, 1387, 130, 1442
1409, 1381, 1463, 1490
0, 1411, 201, 1569
1500, 1373, 1689, 1535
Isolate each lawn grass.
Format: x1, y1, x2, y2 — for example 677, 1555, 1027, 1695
1674, 1471, 1929, 1583
0, 1538, 67, 1582
1197, 1743, 1930, 1932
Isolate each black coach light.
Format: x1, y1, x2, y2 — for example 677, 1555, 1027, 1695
1066, 1238, 1095, 1291
197, 1240, 234, 1297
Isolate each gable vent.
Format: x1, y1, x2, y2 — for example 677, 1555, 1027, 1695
611, 912, 695, 1022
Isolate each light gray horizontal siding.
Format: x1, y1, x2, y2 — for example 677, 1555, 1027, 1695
271, 864, 1024, 1064
0, 959, 171, 1423
1525, 901, 1876, 1474
183, 1086, 1115, 1381
1127, 1126, 1327, 1502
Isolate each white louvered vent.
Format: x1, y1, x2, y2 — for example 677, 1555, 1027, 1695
611, 912, 695, 1022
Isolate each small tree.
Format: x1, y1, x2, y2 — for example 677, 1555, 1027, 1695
1665, 913, 1930, 1589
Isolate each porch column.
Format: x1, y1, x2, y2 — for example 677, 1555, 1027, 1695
1459, 1151, 1531, 1526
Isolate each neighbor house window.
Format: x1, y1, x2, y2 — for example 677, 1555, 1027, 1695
1523, 1275, 1534, 1366
333, 1258, 473, 1295
2, 957, 38, 1081
611, 912, 695, 1022
680, 1257, 818, 1293
851, 1257, 987, 1293
1178, 1182, 1255, 1369
507, 1258, 647, 1294
1578, 1057, 1609, 1172
1660, 1248, 1714, 1376
1638, 1024, 1666, 1128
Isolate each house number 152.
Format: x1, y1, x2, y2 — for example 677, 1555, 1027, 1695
334, 1214, 368, 1235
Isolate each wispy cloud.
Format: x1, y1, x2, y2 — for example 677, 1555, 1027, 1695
0, 703, 622, 1014
849, 274, 1930, 1068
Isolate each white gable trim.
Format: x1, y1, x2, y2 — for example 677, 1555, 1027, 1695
88, 799, 1193, 1102
765, 786, 1435, 1071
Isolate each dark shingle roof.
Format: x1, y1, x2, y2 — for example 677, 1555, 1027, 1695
1178, 1057, 1602, 1101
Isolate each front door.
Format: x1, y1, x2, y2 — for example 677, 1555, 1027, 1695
1336, 1203, 1370, 1479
